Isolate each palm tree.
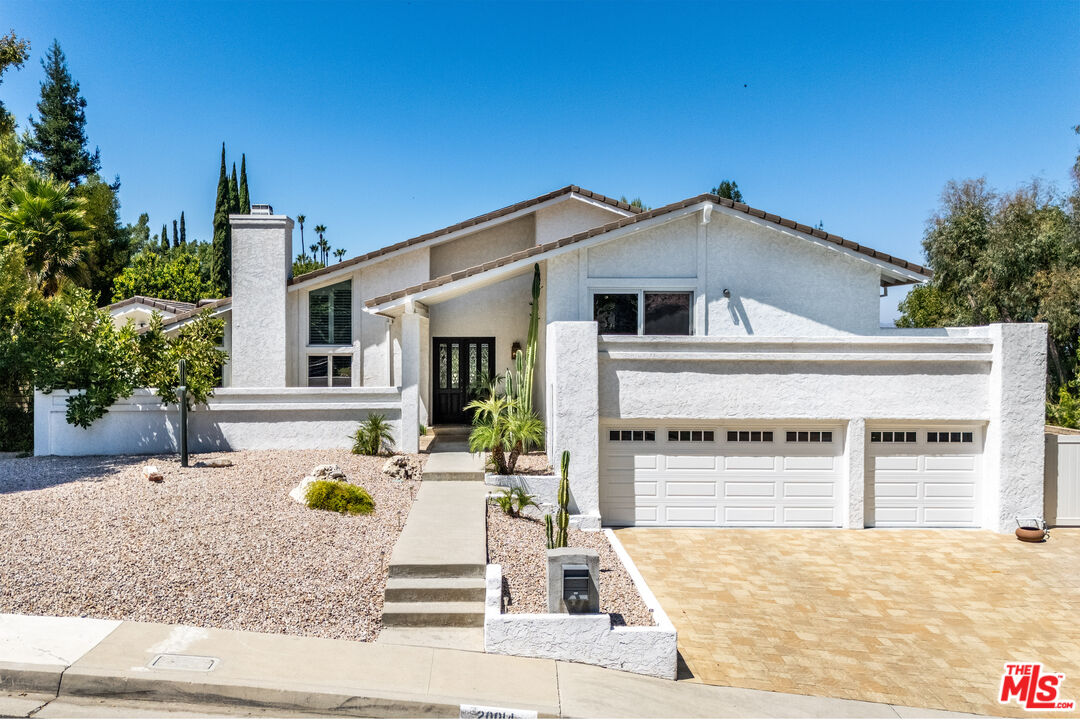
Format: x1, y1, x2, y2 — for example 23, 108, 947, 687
309, 243, 319, 261
0, 175, 91, 296
296, 214, 306, 250
333, 248, 346, 262
314, 224, 327, 264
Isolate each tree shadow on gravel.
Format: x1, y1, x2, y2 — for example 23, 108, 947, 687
0, 455, 149, 494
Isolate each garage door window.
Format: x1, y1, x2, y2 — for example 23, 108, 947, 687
668, 430, 715, 442
608, 429, 656, 442
870, 431, 917, 443
726, 430, 773, 442
928, 431, 973, 443
786, 430, 833, 443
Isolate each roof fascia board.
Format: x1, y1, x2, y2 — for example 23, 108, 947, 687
366, 204, 703, 315
289, 193, 610, 293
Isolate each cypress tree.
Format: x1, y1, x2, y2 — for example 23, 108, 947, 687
228, 162, 240, 214
160, 224, 169, 252
211, 143, 231, 295
24, 40, 101, 185
238, 154, 250, 213
179, 211, 186, 245
172, 219, 179, 248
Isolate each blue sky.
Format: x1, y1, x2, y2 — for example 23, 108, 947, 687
3, 1, 1078, 321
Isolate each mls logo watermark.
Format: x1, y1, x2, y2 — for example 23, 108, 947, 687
999, 663, 1075, 711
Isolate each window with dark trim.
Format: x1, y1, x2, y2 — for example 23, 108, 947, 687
608, 429, 656, 442
786, 430, 835, 443
308, 355, 352, 387
668, 430, 715, 442
726, 430, 773, 442
592, 291, 692, 335
870, 431, 917, 443
309, 280, 352, 345
593, 294, 638, 335
927, 431, 973, 443
643, 292, 691, 335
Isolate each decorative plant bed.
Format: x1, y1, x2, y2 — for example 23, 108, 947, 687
484, 506, 677, 679
485, 475, 600, 529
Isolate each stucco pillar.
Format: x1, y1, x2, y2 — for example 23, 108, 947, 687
399, 310, 422, 453
985, 323, 1047, 532
842, 418, 866, 528
546, 321, 600, 523
230, 212, 293, 387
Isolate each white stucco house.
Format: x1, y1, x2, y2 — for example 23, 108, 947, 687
36, 186, 1047, 533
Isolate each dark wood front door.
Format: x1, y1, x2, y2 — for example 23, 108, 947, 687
432, 337, 495, 425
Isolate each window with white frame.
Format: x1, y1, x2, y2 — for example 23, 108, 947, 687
309, 280, 352, 345
592, 291, 692, 335
308, 355, 352, 387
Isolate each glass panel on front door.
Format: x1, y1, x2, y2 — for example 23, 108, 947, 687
433, 337, 495, 425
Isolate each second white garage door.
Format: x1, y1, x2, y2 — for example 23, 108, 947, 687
866, 426, 983, 527
600, 424, 843, 527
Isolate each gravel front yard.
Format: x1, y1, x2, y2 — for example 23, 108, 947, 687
0, 450, 422, 642
486, 505, 654, 626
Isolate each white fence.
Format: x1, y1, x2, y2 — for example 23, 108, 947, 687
34, 387, 403, 456
1045, 432, 1080, 526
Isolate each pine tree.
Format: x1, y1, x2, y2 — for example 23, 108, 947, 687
160, 224, 169, 252
211, 143, 231, 295
24, 40, 100, 185
179, 211, 186, 245
172, 219, 179, 248
228, 162, 240, 214
238, 154, 250, 213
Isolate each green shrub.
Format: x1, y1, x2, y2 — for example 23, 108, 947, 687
304, 480, 375, 515
492, 486, 538, 518
351, 413, 395, 455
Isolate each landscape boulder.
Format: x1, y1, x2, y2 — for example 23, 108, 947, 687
382, 455, 420, 483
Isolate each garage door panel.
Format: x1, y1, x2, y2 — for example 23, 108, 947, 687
875, 482, 919, 499
875, 456, 919, 471
665, 481, 717, 497
783, 506, 835, 524
923, 506, 976, 524
923, 482, 975, 498
872, 506, 920, 525
665, 455, 717, 470
924, 456, 977, 472
783, 456, 836, 471
666, 505, 717, 523
724, 506, 776, 523
724, 456, 776, 471
783, 482, 835, 498
724, 481, 777, 498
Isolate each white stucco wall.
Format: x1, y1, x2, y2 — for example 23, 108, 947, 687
429, 215, 535, 278
34, 388, 402, 456
484, 564, 677, 679
534, 197, 628, 246
546, 322, 600, 518
231, 215, 293, 387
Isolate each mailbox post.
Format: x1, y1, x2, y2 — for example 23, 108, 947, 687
545, 548, 599, 614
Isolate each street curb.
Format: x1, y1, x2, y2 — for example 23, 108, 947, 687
0, 661, 65, 696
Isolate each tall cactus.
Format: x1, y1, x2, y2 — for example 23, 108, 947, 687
554, 450, 570, 548
545, 513, 555, 550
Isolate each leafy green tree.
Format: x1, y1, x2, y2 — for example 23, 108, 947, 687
111, 251, 218, 304
619, 196, 649, 211
160, 223, 169, 252
179, 211, 186, 245
23, 40, 100, 185
238, 154, 250, 213
75, 174, 131, 303
0, 122, 29, 182
135, 311, 227, 411
126, 212, 151, 255
0, 174, 90, 296
210, 144, 230, 295
0, 30, 30, 134
292, 254, 323, 276
0, 244, 48, 449
712, 180, 743, 202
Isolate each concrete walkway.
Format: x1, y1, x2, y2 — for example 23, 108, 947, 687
0, 614, 987, 718
420, 452, 485, 481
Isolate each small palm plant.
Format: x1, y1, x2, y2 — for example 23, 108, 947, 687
351, 413, 395, 455
466, 390, 544, 474
493, 486, 539, 518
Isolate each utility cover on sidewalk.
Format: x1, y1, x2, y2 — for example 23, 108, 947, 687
149, 654, 219, 671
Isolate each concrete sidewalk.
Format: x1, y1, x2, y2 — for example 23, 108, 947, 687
0, 614, 987, 718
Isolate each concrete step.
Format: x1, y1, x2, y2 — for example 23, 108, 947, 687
381, 601, 485, 628
376, 627, 485, 652
384, 577, 487, 603
421, 452, 486, 482
388, 563, 486, 580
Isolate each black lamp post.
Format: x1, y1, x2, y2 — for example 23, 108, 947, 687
178, 358, 188, 468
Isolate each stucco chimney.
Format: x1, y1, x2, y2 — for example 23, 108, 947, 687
230, 209, 293, 387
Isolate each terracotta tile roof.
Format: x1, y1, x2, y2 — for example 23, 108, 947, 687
152, 297, 232, 332
106, 296, 197, 315
366, 193, 932, 308
289, 185, 637, 286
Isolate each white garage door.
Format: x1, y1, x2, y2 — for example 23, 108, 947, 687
600, 424, 843, 527
866, 426, 982, 527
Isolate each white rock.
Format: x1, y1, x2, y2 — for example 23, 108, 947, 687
143, 465, 163, 483
310, 464, 346, 481
289, 475, 318, 504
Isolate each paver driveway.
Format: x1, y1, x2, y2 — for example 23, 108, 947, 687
616, 528, 1080, 718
